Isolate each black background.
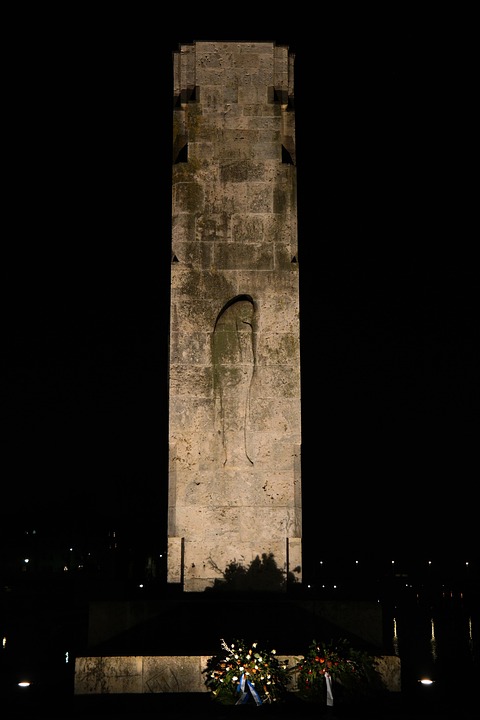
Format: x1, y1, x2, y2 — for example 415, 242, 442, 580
2, 9, 478, 572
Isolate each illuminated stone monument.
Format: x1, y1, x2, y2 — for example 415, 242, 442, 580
167, 41, 302, 591
73, 43, 397, 697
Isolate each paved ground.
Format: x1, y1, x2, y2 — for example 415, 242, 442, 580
4, 690, 477, 719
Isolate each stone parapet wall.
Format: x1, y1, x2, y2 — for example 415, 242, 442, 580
75, 655, 209, 695
74, 654, 401, 695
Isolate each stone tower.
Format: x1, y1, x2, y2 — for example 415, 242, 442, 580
167, 41, 301, 592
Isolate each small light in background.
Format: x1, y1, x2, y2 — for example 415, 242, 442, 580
18, 681, 31, 688
419, 678, 434, 685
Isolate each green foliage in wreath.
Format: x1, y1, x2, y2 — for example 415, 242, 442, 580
295, 638, 385, 705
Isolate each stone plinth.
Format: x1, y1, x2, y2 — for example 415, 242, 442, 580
74, 654, 401, 695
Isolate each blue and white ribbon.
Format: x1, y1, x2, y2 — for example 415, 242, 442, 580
236, 673, 263, 705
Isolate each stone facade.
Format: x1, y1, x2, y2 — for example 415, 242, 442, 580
168, 42, 301, 591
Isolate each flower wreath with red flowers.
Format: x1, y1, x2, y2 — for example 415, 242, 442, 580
295, 638, 381, 705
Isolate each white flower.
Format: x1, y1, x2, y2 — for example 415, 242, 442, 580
232, 676, 238, 682
271, 649, 276, 654
252, 642, 257, 648
239, 666, 244, 671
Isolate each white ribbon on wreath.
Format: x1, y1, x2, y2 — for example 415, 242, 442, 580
325, 671, 334, 707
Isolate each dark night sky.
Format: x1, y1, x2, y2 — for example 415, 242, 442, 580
3, 10, 478, 567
